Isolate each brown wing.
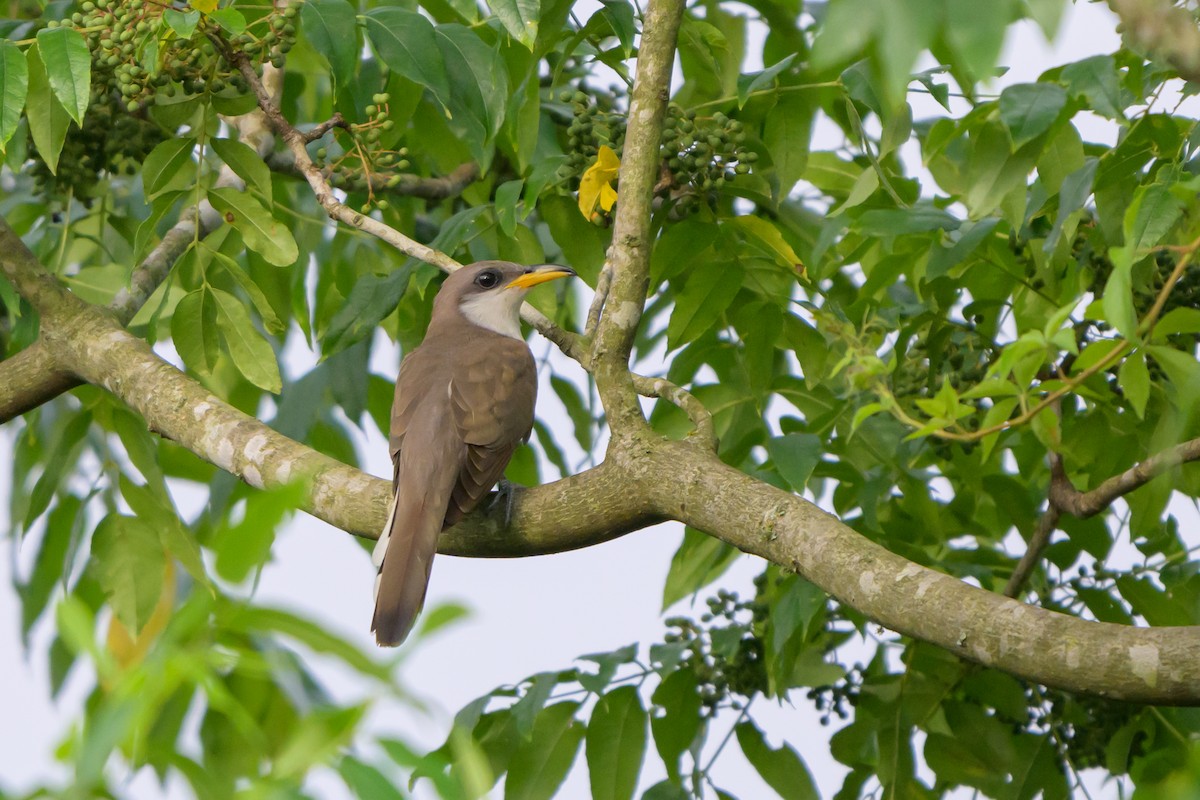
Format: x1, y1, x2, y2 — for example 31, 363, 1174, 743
388, 347, 441, 469
443, 337, 537, 525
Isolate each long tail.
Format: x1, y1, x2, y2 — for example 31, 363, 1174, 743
371, 475, 447, 647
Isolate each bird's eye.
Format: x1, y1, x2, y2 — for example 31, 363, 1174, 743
475, 270, 500, 289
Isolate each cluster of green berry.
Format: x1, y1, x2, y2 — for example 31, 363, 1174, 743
663, 589, 768, 712
891, 323, 993, 401
661, 105, 757, 215
314, 93, 411, 213
554, 89, 626, 184
227, 5, 300, 71
30, 102, 165, 202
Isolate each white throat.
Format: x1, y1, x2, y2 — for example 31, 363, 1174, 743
459, 290, 527, 340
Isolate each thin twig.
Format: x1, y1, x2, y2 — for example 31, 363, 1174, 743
302, 112, 349, 143
584, 263, 613, 338
1051, 436, 1200, 518
631, 374, 717, 451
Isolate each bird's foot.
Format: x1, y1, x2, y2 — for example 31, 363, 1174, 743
489, 479, 524, 527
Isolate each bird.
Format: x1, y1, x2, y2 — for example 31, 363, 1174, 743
371, 260, 576, 646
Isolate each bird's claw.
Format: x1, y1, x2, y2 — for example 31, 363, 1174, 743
489, 479, 523, 527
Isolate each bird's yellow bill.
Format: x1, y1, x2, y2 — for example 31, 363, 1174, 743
505, 267, 576, 289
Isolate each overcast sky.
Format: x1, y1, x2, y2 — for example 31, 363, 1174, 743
0, 4, 1128, 798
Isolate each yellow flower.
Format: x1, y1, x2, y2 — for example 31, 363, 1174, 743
578, 145, 621, 219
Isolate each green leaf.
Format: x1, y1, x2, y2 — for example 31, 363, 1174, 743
227, 603, 391, 681
322, 265, 413, 358
586, 687, 648, 800
1123, 182, 1184, 256
1101, 249, 1137, 341
550, 374, 594, 452
172, 287, 220, 376
18, 494, 82, 639
489, 0, 540, 49
25, 45, 71, 175
665, 262, 744, 350
302, 0, 359, 90
338, 756, 406, 800
212, 482, 305, 583
1116, 576, 1191, 626
1118, 351, 1150, 418
944, 0, 1013, 82
736, 54, 796, 108
364, 9, 451, 107
1061, 55, 1123, 120
650, 669, 702, 780
143, 137, 197, 198
35, 27, 90, 126
416, 601, 471, 638
274, 705, 368, 779
858, 206, 960, 236
642, 782, 689, 800
209, 249, 285, 335
209, 7, 247, 34
578, 644, 639, 693
435, 24, 509, 164
512, 672, 562, 735
164, 8, 200, 37
211, 137, 273, 202
211, 286, 282, 393
735, 721, 818, 800
495, 178, 524, 237
25, 411, 92, 530
731, 217, 803, 271
0, 41, 28, 153
91, 514, 166, 634
809, 0, 875, 69
208, 186, 299, 266
650, 218, 718, 284
662, 527, 740, 610
763, 91, 812, 198
505, 702, 585, 800
599, 0, 637, 57
767, 433, 821, 494
998, 82, 1066, 149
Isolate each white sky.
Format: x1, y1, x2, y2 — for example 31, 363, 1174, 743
0, 3, 1133, 798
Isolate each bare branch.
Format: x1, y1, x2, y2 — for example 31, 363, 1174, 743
302, 112, 349, 143
631, 373, 717, 451
1052, 436, 1200, 518
1004, 506, 1062, 599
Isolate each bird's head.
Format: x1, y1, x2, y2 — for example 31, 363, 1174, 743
436, 260, 576, 339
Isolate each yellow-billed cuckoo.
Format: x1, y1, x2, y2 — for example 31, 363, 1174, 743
371, 260, 576, 646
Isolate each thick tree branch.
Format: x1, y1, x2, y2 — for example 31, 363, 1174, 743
12, 211, 1200, 702
649, 436, 1200, 704
1108, 0, 1200, 83
590, 0, 684, 432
